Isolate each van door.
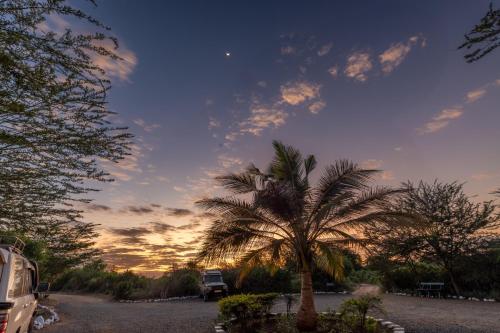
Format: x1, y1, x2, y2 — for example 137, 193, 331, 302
8, 255, 26, 333
21, 266, 36, 332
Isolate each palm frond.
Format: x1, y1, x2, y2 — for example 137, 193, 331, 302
304, 154, 317, 177
216, 172, 257, 194
198, 223, 263, 264
313, 241, 344, 281
270, 140, 304, 187
237, 238, 287, 286
310, 160, 379, 218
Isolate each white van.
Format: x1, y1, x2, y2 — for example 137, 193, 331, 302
0, 238, 39, 333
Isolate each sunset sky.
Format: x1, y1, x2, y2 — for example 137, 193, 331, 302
73, 0, 500, 276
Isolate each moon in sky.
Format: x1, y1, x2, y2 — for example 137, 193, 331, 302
225, 52, 231, 57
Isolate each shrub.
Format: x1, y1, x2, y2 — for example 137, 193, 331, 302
218, 293, 279, 321
218, 294, 263, 321
340, 296, 384, 333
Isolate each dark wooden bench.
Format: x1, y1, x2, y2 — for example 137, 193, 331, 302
416, 282, 444, 298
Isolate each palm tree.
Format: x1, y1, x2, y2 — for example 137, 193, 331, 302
196, 141, 406, 331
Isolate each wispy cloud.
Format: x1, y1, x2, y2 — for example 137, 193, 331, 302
344, 52, 372, 82
280, 81, 321, 105
379, 35, 425, 74
317, 43, 333, 56
217, 154, 243, 169
257, 81, 267, 88
133, 118, 161, 132
239, 103, 288, 136
208, 116, 221, 130
92, 39, 138, 82
361, 159, 384, 169
39, 15, 137, 82
308, 100, 326, 114
328, 65, 339, 78
418, 107, 463, 134
281, 45, 296, 55
465, 88, 487, 103
471, 173, 496, 181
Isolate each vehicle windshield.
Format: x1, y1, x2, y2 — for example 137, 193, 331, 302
205, 274, 222, 283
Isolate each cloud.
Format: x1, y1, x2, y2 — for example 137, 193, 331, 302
379, 35, 424, 74
308, 100, 326, 114
121, 205, 155, 215
328, 66, 339, 78
361, 159, 384, 169
239, 104, 288, 136
394, 147, 402, 152
133, 118, 161, 132
109, 226, 151, 238
317, 43, 333, 56
217, 154, 243, 169
257, 81, 267, 88
86, 203, 112, 212
471, 173, 495, 181
208, 116, 221, 130
344, 52, 372, 82
165, 208, 193, 217
281, 81, 321, 105
465, 88, 487, 103
149, 221, 177, 233
418, 107, 463, 134
91, 39, 138, 82
173, 186, 186, 192
380, 170, 395, 181
281, 45, 296, 55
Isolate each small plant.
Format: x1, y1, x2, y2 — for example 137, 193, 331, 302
283, 294, 297, 317
340, 296, 385, 333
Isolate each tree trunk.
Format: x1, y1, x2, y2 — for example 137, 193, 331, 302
296, 270, 317, 331
448, 270, 460, 296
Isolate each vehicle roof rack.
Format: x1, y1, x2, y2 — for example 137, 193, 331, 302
0, 236, 25, 254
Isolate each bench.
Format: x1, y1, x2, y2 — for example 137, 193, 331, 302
416, 282, 444, 298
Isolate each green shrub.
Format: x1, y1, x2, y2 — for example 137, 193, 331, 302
218, 293, 279, 321
218, 294, 262, 321
113, 280, 134, 300
340, 296, 385, 333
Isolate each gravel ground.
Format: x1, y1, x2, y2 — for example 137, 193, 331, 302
42, 293, 500, 333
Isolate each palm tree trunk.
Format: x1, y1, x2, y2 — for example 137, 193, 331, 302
296, 270, 317, 331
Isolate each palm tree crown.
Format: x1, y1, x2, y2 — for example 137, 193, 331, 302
196, 141, 404, 331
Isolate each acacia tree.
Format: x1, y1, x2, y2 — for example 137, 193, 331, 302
197, 141, 408, 331
367, 181, 500, 295
459, 3, 500, 62
0, 0, 131, 272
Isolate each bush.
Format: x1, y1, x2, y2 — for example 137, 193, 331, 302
218, 293, 279, 321
340, 296, 384, 333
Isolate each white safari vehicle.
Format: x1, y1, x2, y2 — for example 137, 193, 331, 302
200, 270, 228, 301
0, 237, 39, 333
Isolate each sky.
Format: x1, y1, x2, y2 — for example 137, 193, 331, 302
65, 0, 500, 276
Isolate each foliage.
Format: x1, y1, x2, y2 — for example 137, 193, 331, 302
197, 141, 408, 331
0, 0, 131, 275
222, 266, 294, 294
459, 3, 500, 62
52, 263, 201, 300
340, 296, 384, 333
218, 293, 279, 333
367, 181, 500, 295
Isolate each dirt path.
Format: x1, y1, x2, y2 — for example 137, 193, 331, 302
43, 292, 500, 333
